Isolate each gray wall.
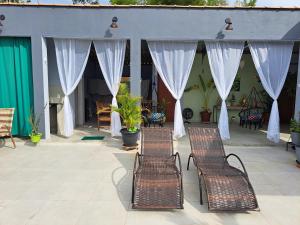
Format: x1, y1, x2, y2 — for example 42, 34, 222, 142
2, 6, 300, 40
1, 4, 300, 138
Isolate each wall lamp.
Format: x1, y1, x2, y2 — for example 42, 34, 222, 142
0, 14, 5, 27
225, 17, 233, 31
110, 17, 118, 28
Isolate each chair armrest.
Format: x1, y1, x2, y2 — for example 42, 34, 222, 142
173, 152, 182, 174
226, 153, 248, 177
133, 152, 142, 174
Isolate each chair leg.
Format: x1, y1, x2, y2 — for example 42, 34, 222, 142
131, 175, 135, 204
10, 133, 16, 149
187, 154, 193, 170
198, 175, 203, 205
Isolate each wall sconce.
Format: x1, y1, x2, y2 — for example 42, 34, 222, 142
0, 14, 5, 27
110, 17, 118, 28
225, 17, 233, 31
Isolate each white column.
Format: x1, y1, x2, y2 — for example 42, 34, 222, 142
295, 48, 300, 121
31, 36, 50, 139
130, 38, 141, 98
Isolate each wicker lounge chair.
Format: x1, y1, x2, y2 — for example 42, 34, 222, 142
187, 127, 258, 211
0, 108, 16, 148
132, 127, 183, 209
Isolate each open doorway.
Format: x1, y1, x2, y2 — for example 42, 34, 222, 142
141, 40, 175, 123
47, 39, 130, 136
75, 41, 130, 130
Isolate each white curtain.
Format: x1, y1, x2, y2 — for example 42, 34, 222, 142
54, 39, 91, 137
148, 41, 197, 139
206, 41, 244, 140
249, 41, 293, 143
94, 40, 126, 137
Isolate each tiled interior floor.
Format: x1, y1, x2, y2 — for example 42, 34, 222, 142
0, 124, 299, 225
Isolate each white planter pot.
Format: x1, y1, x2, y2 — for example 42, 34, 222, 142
296, 146, 300, 163
291, 132, 300, 146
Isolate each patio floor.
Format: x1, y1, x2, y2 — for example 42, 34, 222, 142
0, 126, 299, 225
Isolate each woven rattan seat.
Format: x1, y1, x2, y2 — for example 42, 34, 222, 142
187, 127, 259, 211
132, 128, 183, 209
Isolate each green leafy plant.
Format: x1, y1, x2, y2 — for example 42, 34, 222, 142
28, 104, 47, 136
112, 83, 142, 133
28, 109, 42, 135
72, 0, 99, 4
185, 73, 216, 112
110, 0, 227, 6
290, 112, 300, 133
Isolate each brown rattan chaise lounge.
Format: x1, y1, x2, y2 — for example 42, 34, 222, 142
132, 127, 183, 209
187, 127, 259, 211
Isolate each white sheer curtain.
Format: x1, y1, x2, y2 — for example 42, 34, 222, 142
148, 41, 197, 139
94, 40, 126, 137
54, 38, 91, 137
205, 41, 244, 140
249, 41, 293, 143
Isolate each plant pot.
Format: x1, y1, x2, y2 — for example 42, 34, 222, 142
120, 128, 140, 147
200, 111, 212, 123
30, 133, 42, 144
295, 145, 300, 164
291, 132, 300, 146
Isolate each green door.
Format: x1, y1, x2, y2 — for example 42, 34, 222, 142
0, 37, 34, 136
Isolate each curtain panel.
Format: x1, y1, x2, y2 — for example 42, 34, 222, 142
54, 38, 91, 137
249, 41, 294, 143
94, 40, 126, 137
147, 41, 197, 139
205, 41, 244, 140
0, 37, 34, 136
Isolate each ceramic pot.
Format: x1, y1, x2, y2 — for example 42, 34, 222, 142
120, 128, 140, 147
200, 111, 211, 123
291, 132, 300, 146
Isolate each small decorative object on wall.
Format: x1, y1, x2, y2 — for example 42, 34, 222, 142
239, 94, 247, 107
182, 108, 193, 124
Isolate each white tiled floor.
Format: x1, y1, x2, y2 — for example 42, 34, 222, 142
0, 132, 299, 225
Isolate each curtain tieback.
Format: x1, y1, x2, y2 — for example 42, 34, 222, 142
112, 96, 118, 108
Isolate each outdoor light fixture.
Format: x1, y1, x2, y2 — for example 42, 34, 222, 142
225, 17, 233, 31
0, 14, 5, 27
111, 17, 118, 28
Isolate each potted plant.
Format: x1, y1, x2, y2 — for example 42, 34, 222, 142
28, 109, 43, 144
112, 83, 142, 147
197, 74, 216, 122
185, 73, 216, 123
290, 113, 300, 146
290, 112, 300, 164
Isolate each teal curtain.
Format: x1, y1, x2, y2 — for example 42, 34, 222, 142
0, 37, 34, 136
